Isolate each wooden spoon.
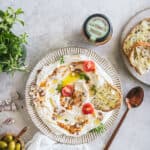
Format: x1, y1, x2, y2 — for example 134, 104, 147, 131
16, 126, 28, 139
104, 86, 144, 150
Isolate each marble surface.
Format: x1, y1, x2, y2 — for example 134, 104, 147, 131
0, 0, 150, 150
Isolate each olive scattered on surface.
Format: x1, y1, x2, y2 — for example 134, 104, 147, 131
0, 141, 8, 148
15, 143, 21, 150
4, 135, 13, 143
8, 141, 16, 150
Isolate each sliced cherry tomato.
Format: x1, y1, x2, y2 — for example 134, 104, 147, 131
82, 103, 94, 115
61, 85, 74, 97
83, 61, 95, 72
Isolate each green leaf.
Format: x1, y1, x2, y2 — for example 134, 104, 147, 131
17, 19, 24, 26
0, 24, 8, 30
0, 64, 3, 72
64, 119, 68, 122
7, 7, 15, 13
0, 44, 7, 54
15, 8, 24, 15
79, 72, 90, 81
0, 10, 4, 17
90, 123, 105, 133
56, 83, 63, 92
20, 33, 28, 43
60, 56, 64, 64
5, 17, 14, 24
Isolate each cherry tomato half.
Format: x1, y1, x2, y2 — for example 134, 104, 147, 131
83, 61, 95, 72
61, 85, 74, 97
82, 103, 94, 115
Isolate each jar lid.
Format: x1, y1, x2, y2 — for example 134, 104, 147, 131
83, 14, 112, 43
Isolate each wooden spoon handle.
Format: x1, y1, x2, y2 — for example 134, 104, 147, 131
16, 126, 28, 139
104, 108, 129, 150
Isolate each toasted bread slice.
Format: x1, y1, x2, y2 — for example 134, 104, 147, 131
129, 42, 150, 75
91, 83, 122, 112
123, 18, 150, 57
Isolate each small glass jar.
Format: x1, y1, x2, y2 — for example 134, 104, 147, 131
83, 14, 113, 45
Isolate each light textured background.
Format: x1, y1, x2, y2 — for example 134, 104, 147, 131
0, 0, 150, 150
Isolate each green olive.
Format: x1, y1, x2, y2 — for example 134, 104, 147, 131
8, 141, 16, 150
0, 141, 8, 149
15, 143, 21, 150
4, 135, 13, 142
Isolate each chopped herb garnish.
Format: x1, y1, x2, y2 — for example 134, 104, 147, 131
60, 56, 64, 64
79, 72, 90, 81
56, 83, 63, 92
90, 123, 105, 133
90, 85, 97, 94
64, 119, 68, 122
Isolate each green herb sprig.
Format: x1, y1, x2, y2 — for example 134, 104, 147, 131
79, 72, 90, 82
90, 123, 105, 133
56, 83, 63, 92
60, 56, 64, 64
90, 85, 97, 94
64, 118, 68, 122
0, 7, 27, 73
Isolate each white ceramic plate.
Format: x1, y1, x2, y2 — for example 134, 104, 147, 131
121, 8, 150, 86
25, 47, 122, 144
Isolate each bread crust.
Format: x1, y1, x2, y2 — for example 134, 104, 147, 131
129, 42, 150, 75
122, 18, 150, 57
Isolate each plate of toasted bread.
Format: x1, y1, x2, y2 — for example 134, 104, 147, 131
121, 8, 150, 85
